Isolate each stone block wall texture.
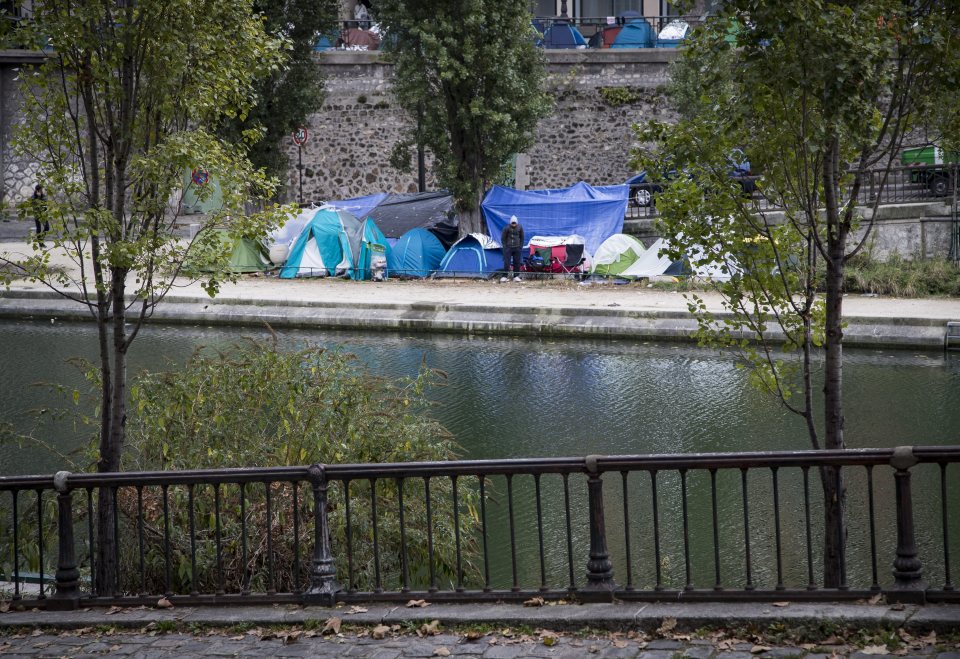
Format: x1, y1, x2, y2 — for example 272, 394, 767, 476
1, 62, 42, 214
286, 49, 677, 203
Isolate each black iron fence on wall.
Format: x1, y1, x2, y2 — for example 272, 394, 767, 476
1, 446, 958, 609
627, 165, 960, 220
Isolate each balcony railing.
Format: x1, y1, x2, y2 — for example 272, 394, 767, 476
1, 446, 958, 609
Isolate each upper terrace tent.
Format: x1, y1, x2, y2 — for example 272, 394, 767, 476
482, 182, 628, 255
541, 21, 587, 49
611, 20, 656, 48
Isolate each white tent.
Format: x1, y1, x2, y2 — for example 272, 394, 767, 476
620, 238, 674, 278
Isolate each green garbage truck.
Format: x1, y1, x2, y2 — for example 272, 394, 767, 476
901, 145, 958, 197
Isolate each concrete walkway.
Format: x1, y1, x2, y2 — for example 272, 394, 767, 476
1, 602, 959, 658
1, 232, 958, 348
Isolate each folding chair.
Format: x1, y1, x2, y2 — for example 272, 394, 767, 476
555, 243, 586, 274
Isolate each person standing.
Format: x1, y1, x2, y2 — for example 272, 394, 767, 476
32, 183, 49, 246
500, 215, 524, 282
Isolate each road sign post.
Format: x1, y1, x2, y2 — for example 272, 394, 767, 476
293, 128, 309, 205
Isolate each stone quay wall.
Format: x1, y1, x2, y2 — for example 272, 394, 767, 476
287, 49, 677, 203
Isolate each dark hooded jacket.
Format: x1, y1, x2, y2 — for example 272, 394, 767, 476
500, 223, 524, 250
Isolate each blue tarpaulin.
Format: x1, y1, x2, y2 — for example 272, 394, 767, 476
326, 193, 389, 222
481, 182, 628, 255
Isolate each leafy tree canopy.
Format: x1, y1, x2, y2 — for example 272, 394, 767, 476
376, 0, 552, 234
217, 0, 339, 186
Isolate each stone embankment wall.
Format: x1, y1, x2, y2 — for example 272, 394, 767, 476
288, 49, 676, 202
1, 54, 45, 213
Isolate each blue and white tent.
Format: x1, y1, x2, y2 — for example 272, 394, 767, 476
437, 233, 502, 279
611, 20, 655, 48
482, 182, 628, 255
279, 208, 365, 279
388, 227, 446, 278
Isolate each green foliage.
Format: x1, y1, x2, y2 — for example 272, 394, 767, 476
121, 339, 480, 593
598, 87, 644, 108
376, 0, 551, 230
217, 0, 339, 185
844, 255, 960, 297
633, 1, 960, 448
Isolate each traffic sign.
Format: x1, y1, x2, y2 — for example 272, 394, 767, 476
191, 168, 209, 186
293, 127, 309, 146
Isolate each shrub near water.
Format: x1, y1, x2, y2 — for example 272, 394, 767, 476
123, 339, 479, 595
844, 255, 960, 297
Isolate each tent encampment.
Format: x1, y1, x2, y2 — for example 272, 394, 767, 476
611, 20, 655, 48
279, 208, 365, 279
482, 182, 628, 255
437, 233, 503, 279
388, 227, 446, 278
592, 233, 646, 277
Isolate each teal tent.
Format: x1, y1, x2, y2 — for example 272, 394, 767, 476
280, 208, 363, 278
353, 217, 392, 281
387, 227, 446, 278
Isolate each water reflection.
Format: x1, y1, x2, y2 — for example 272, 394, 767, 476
1, 320, 958, 590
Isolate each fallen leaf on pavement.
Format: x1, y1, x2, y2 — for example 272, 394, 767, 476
433, 648, 451, 657
463, 631, 483, 641
868, 593, 884, 605
751, 645, 771, 653
772, 601, 790, 607
322, 617, 342, 635
346, 606, 368, 615
156, 598, 173, 609
371, 624, 391, 640
862, 645, 890, 655
419, 620, 441, 636
105, 606, 123, 615
613, 640, 629, 648
406, 599, 430, 608
657, 617, 677, 635
524, 596, 545, 607
0, 602, 10, 613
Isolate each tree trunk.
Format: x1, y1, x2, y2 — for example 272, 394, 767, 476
820, 142, 848, 588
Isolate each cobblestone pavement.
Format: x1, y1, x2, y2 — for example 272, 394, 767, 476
1, 625, 958, 659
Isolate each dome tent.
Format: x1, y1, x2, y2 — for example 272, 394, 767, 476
592, 233, 647, 277
388, 227, 446, 278
436, 233, 503, 279
279, 208, 365, 279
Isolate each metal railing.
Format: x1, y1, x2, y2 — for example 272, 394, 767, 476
1, 446, 958, 609
626, 165, 960, 220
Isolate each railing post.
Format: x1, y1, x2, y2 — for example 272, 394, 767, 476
50, 471, 80, 610
583, 455, 615, 598
304, 464, 341, 605
887, 447, 925, 604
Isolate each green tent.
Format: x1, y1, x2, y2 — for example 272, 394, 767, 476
592, 234, 646, 277
203, 229, 273, 273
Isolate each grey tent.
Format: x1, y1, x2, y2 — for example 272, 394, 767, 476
368, 191, 460, 249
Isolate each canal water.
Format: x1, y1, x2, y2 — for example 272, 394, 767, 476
1, 319, 958, 591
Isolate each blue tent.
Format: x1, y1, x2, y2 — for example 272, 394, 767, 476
611, 20, 655, 48
280, 208, 364, 279
388, 227, 446, 278
482, 182, 628, 255
353, 218, 392, 281
437, 233, 503, 279
541, 22, 587, 49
